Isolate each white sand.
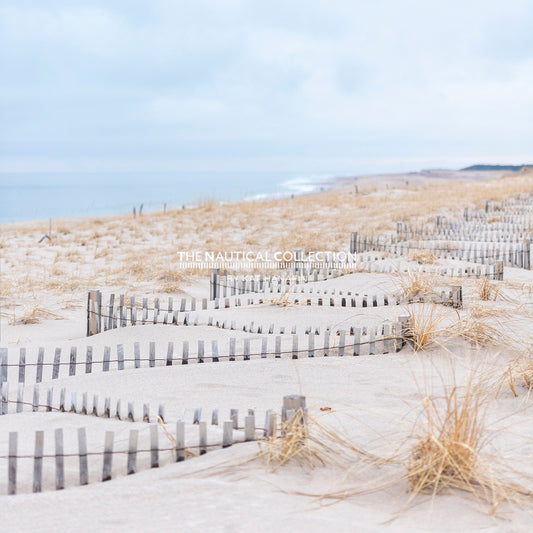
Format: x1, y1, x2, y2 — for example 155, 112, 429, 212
2, 171, 533, 531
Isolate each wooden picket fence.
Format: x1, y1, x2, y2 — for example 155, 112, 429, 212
208, 263, 361, 301
350, 195, 533, 272
86, 283, 462, 336
1, 320, 412, 385
344, 258, 502, 280
0, 386, 304, 495
352, 234, 528, 269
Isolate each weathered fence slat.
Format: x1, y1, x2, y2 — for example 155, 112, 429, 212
150, 424, 159, 468
46, 388, 53, 412
36, 347, 44, 383
134, 342, 141, 369
230, 409, 238, 429
149, 342, 156, 368
59, 388, 66, 412
127, 429, 138, 475
198, 340, 204, 364
102, 431, 114, 482
68, 392, 78, 413
52, 348, 61, 379
222, 420, 233, 447
8, 432, 17, 495
103, 346, 111, 372
86, 346, 93, 374
69, 346, 77, 376
245, 414, 255, 441
176, 421, 185, 462
78, 427, 88, 485
55, 428, 65, 490
33, 430, 44, 493
196, 421, 205, 455
16, 383, 23, 413
117, 344, 125, 370
32, 385, 39, 412
166, 341, 174, 366
1, 382, 8, 415
0, 347, 8, 383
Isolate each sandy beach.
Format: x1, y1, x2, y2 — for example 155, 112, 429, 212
1, 168, 533, 531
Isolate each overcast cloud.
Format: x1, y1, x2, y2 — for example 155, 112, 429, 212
1, 0, 532, 174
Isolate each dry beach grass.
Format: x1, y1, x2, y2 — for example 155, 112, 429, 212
2, 169, 533, 314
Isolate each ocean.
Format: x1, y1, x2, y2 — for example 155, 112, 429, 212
0, 171, 334, 223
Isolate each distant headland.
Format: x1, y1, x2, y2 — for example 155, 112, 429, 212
461, 164, 533, 171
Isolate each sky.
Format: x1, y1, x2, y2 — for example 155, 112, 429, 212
1, 0, 532, 176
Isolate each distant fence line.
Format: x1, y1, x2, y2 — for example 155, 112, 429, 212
351, 233, 528, 270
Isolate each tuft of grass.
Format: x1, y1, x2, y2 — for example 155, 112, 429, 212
395, 271, 439, 301
156, 268, 185, 293
261, 409, 317, 470
408, 250, 438, 264
505, 355, 533, 396
405, 303, 449, 352
257, 409, 385, 473
407, 384, 484, 497
270, 291, 291, 306
404, 371, 531, 509
451, 306, 507, 347
10, 306, 63, 325
476, 277, 500, 301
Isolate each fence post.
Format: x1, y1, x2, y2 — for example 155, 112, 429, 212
88, 290, 102, 336
282, 395, 306, 423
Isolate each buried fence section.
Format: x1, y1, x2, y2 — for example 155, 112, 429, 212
0, 323, 412, 385
1, 380, 277, 486
0, 403, 269, 494
86, 281, 467, 337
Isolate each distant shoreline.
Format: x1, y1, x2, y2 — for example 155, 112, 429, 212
0, 167, 523, 228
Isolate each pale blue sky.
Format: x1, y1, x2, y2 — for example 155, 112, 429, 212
1, 0, 532, 175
